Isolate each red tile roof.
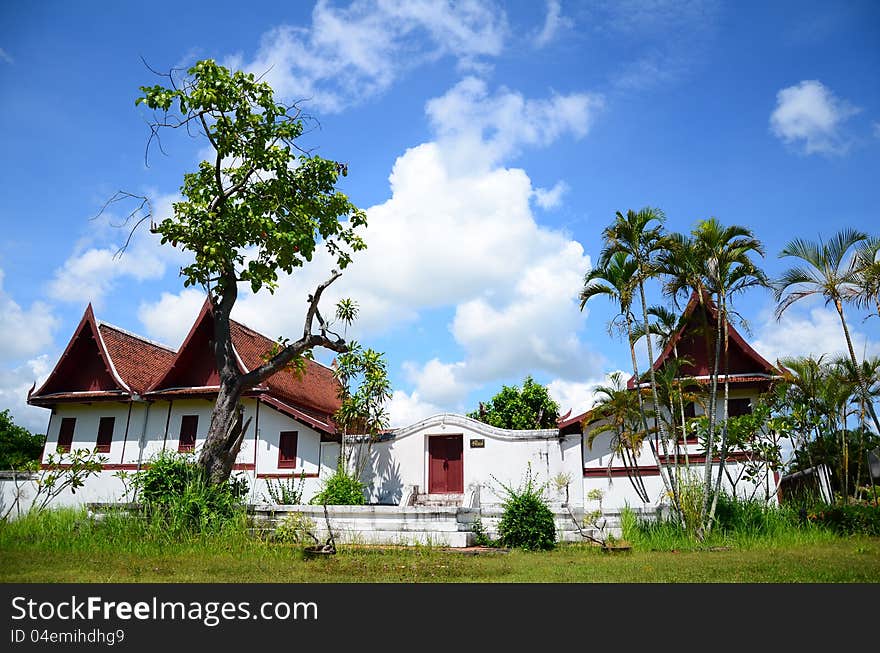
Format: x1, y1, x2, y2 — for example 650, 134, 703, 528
230, 320, 341, 417
628, 290, 783, 389
29, 300, 343, 432
98, 323, 176, 394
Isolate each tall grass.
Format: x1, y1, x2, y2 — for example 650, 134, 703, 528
0, 507, 256, 556
621, 495, 841, 551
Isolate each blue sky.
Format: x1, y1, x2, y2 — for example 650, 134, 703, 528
1, 0, 878, 433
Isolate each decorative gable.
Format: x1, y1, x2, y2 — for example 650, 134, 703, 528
629, 291, 781, 388
29, 304, 129, 402
147, 298, 244, 392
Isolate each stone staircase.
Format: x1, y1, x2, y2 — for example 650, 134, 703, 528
412, 493, 464, 507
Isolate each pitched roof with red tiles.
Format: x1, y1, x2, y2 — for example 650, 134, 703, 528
229, 320, 341, 417
97, 323, 176, 394
29, 300, 343, 432
627, 291, 782, 389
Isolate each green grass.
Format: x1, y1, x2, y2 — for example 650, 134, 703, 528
1, 508, 879, 583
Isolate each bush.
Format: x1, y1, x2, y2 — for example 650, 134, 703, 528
137, 451, 248, 535
263, 474, 306, 505
807, 504, 880, 536
495, 466, 556, 551
310, 465, 365, 505
273, 512, 317, 544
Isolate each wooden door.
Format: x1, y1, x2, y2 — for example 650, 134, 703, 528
428, 435, 463, 494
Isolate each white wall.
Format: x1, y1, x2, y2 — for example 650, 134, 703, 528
24, 398, 336, 509
581, 383, 781, 512
355, 414, 584, 507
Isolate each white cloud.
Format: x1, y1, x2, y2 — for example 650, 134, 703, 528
226, 0, 507, 113
0, 48, 12, 64
137, 288, 206, 349
0, 355, 52, 434
139, 79, 606, 417
386, 389, 445, 428
534, 0, 572, 48
753, 303, 879, 364
403, 358, 470, 406
47, 193, 188, 308
533, 181, 569, 209
548, 370, 629, 417
770, 80, 860, 155
873, 121, 880, 139
426, 77, 603, 171
0, 269, 58, 362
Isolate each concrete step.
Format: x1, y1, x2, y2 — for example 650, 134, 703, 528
413, 493, 464, 507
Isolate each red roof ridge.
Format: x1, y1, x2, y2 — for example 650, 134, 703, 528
97, 320, 176, 353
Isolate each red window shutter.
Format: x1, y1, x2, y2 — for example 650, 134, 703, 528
178, 415, 198, 452
278, 431, 298, 468
57, 417, 76, 452
96, 416, 115, 453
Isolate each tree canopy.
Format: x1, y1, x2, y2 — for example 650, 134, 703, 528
0, 409, 45, 470
131, 59, 380, 484
468, 376, 559, 430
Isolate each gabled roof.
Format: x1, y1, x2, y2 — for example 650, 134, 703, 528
146, 298, 244, 393
29, 304, 130, 404
28, 298, 343, 431
627, 291, 781, 389
229, 320, 341, 418
98, 322, 176, 394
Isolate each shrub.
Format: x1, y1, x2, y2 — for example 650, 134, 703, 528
273, 512, 317, 544
495, 465, 556, 551
471, 517, 497, 547
137, 451, 248, 534
310, 465, 365, 505
807, 504, 880, 536
263, 474, 306, 505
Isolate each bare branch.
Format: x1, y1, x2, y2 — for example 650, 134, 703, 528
238, 271, 346, 389
92, 191, 155, 259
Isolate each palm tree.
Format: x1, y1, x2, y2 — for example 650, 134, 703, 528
584, 372, 651, 502
598, 208, 682, 517
692, 218, 769, 533
775, 229, 880, 435
632, 306, 695, 464
580, 251, 657, 502
851, 236, 880, 318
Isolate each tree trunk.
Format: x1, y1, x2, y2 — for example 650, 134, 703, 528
835, 299, 880, 436
196, 271, 348, 486
637, 279, 681, 521
699, 294, 724, 538
199, 381, 249, 485
706, 293, 730, 531
625, 313, 666, 505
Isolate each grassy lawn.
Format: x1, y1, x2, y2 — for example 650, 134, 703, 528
3, 507, 878, 583
3, 540, 880, 583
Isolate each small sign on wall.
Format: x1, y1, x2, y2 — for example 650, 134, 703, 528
470, 439, 485, 448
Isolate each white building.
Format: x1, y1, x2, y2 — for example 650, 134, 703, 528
6, 291, 781, 534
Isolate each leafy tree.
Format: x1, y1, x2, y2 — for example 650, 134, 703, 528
690, 218, 768, 534
0, 409, 45, 470
129, 59, 377, 485
597, 208, 682, 516
775, 229, 880, 436
584, 372, 651, 502
851, 236, 880, 318
469, 376, 559, 430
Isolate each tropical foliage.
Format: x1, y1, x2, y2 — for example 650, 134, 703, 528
581, 210, 879, 539
469, 375, 560, 430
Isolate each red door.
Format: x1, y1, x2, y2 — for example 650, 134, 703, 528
428, 435, 463, 494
